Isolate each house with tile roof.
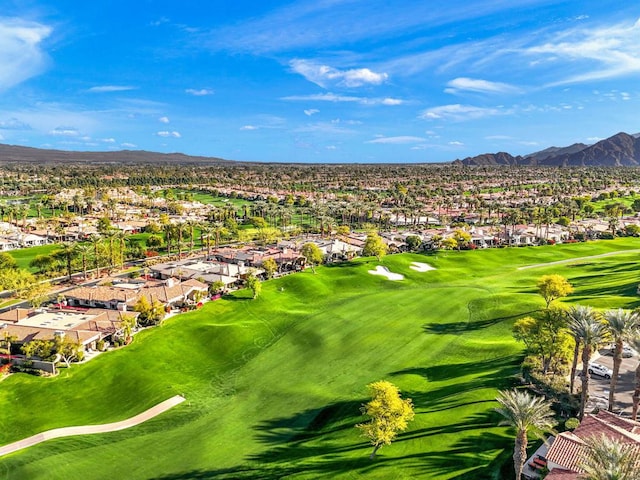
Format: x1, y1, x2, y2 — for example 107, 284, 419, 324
524, 410, 640, 479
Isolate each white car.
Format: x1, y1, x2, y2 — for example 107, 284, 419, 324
588, 363, 613, 379
604, 344, 635, 358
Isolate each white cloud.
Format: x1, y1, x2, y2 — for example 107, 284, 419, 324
0, 18, 51, 91
290, 59, 388, 88
185, 88, 214, 96
240, 125, 258, 130
0, 117, 30, 130
101, 138, 116, 143
445, 77, 521, 95
420, 104, 509, 121
366, 136, 425, 144
304, 109, 319, 116
0, 133, 4, 141
282, 93, 403, 106
525, 17, 640, 85
87, 85, 136, 93
156, 131, 181, 138
49, 126, 80, 136
485, 135, 513, 140
159, 116, 170, 123
448, 141, 464, 146
326, 145, 337, 150
121, 142, 137, 148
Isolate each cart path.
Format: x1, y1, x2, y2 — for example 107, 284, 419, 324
516, 249, 640, 270
0, 395, 185, 457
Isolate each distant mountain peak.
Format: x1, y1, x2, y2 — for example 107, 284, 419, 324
455, 131, 640, 167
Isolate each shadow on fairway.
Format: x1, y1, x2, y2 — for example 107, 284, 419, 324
147, 415, 512, 480
392, 355, 521, 413
423, 312, 536, 333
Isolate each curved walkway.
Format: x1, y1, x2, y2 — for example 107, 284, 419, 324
516, 249, 640, 270
0, 395, 185, 457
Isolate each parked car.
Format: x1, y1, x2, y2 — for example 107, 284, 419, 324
603, 344, 635, 358
588, 363, 613, 379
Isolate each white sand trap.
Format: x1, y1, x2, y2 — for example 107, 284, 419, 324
410, 262, 436, 272
368, 265, 404, 281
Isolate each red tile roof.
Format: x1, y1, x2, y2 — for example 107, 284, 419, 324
544, 468, 580, 480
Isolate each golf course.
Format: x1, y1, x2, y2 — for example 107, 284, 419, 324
1, 238, 639, 479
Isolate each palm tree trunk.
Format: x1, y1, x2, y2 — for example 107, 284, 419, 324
570, 341, 580, 394
608, 340, 622, 411
580, 346, 591, 420
632, 364, 640, 420
514, 431, 527, 480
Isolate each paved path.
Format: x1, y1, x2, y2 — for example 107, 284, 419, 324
0, 395, 185, 457
517, 249, 640, 270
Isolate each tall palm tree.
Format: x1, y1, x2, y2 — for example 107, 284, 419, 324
88, 234, 102, 279
75, 243, 92, 280
602, 308, 638, 412
629, 336, 640, 420
571, 314, 608, 420
495, 389, 556, 480
55, 242, 77, 281
567, 305, 596, 394
578, 434, 637, 480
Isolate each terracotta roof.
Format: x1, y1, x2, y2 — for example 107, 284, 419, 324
546, 412, 640, 473
544, 468, 580, 480
546, 432, 586, 472
0, 308, 31, 323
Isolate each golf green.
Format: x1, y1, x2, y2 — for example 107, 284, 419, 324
0, 238, 639, 479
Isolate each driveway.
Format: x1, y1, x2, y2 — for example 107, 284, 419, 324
585, 348, 638, 414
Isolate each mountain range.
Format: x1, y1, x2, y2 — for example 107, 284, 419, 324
1, 131, 640, 166
454, 131, 640, 167
0, 143, 231, 165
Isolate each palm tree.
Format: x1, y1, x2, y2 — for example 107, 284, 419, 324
567, 305, 596, 394
56, 242, 77, 281
570, 313, 608, 420
629, 336, 640, 420
89, 234, 102, 278
602, 308, 638, 412
495, 389, 556, 480
579, 434, 637, 480
75, 243, 92, 280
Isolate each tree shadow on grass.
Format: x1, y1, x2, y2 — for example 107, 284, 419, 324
391, 355, 522, 413
148, 403, 513, 480
424, 312, 537, 334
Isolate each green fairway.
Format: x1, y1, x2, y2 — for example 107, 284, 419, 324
1, 238, 639, 479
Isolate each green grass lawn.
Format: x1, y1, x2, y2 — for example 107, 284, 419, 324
0, 238, 639, 479
7, 244, 61, 271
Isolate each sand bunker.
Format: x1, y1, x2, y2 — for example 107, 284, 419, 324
368, 265, 404, 281
410, 262, 436, 272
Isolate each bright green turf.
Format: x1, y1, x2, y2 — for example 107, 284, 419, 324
0, 238, 639, 479
7, 244, 60, 271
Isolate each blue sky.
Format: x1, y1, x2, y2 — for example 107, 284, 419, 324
1, 1, 640, 163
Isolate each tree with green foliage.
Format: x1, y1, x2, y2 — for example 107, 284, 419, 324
452, 229, 472, 250
245, 273, 261, 299
513, 308, 572, 374
209, 280, 225, 295
134, 296, 166, 326
54, 337, 85, 367
300, 242, 323, 273
363, 233, 388, 261
21, 339, 56, 361
579, 434, 637, 480
0, 252, 17, 271
405, 235, 422, 252
356, 380, 415, 459
262, 257, 278, 279
602, 308, 638, 412
495, 389, 556, 480
537, 274, 574, 309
